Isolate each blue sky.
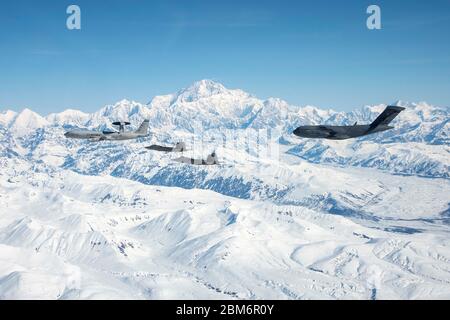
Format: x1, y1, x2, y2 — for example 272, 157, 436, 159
1, 0, 449, 114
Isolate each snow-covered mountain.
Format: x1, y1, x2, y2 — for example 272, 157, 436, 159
3, 108, 50, 137
0, 156, 449, 299
46, 109, 89, 126
3, 80, 448, 177
0, 80, 449, 299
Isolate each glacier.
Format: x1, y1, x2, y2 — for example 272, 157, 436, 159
0, 79, 449, 299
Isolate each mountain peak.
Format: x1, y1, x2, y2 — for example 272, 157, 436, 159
15, 108, 47, 121
189, 79, 227, 92
9, 108, 49, 136
46, 109, 89, 125
176, 79, 229, 102
18, 107, 37, 115
98, 99, 145, 115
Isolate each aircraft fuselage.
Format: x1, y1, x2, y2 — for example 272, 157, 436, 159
64, 129, 148, 141
293, 124, 393, 140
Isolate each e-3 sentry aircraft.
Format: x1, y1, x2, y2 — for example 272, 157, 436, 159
293, 105, 405, 140
64, 120, 149, 141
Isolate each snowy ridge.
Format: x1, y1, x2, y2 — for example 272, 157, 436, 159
0, 158, 449, 299
0, 80, 449, 299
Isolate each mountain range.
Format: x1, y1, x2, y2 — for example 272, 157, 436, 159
0, 80, 449, 299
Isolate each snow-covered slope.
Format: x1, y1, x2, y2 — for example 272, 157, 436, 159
0, 80, 449, 299
0, 158, 449, 299
0, 110, 17, 127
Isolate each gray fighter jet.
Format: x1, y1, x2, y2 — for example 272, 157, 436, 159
293, 106, 405, 140
174, 152, 219, 165
64, 120, 149, 141
145, 142, 187, 152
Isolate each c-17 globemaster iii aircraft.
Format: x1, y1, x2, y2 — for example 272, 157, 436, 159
64, 120, 149, 141
293, 105, 405, 140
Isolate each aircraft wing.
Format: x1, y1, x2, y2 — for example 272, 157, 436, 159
84, 132, 105, 140
369, 106, 405, 130
91, 135, 107, 141
173, 153, 218, 165
145, 145, 175, 152
174, 156, 198, 165
173, 156, 214, 165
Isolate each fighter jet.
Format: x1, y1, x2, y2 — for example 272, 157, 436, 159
173, 152, 219, 165
145, 142, 187, 152
293, 106, 405, 140
64, 120, 149, 141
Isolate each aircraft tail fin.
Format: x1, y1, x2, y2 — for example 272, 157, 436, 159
135, 120, 149, 135
369, 106, 405, 130
174, 142, 186, 152
206, 152, 218, 165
